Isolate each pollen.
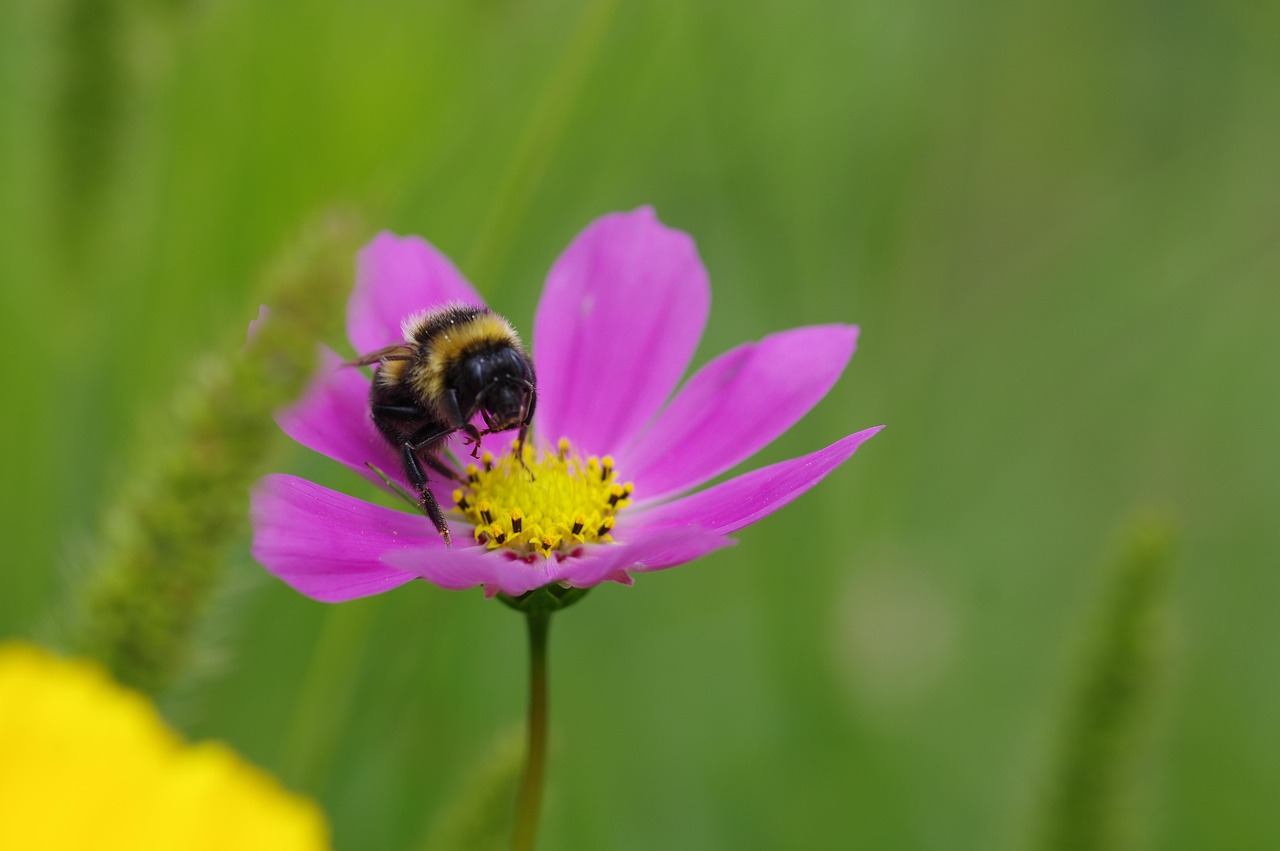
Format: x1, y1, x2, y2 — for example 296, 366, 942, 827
453, 438, 634, 558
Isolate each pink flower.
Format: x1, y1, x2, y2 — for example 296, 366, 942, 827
251, 208, 882, 601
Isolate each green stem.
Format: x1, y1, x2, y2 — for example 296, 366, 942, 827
510, 611, 551, 851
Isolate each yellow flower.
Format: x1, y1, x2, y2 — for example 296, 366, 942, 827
0, 642, 330, 850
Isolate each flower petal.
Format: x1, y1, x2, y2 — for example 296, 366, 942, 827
384, 525, 734, 596
631, 426, 884, 535
276, 347, 411, 490
347, 232, 486, 354
250, 474, 439, 602
558, 526, 736, 587
622, 325, 859, 501
383, 545, 554, 596
276, 346, 468, 510
533, 207, 710, 456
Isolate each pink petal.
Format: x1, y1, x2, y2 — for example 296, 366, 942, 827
384, 545, 557, 597
251, 474, 440, 602
385, 525, 734, 596
621, 325, 859, 501
276, 346, 465, 507
631, 426, 884, 535
347, 232, 486, 355
277, 347, 410, 490
533, 207, 710, 456
557, 526, 736, 587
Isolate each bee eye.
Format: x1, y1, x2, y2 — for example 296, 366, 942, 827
466, 359, 487, 389
505, 349, 524, 370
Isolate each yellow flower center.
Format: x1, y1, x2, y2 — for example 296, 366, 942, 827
453, 438, 634, 558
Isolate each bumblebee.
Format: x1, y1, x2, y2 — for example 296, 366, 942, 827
347, 304, 537, 544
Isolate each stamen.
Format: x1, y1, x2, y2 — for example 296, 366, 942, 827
450, 438, 632, 559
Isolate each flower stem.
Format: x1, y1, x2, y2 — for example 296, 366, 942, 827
510, 610, 551, 851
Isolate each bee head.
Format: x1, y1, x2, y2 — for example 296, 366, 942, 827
483, 380, 528, 430
463, 346, 534, 432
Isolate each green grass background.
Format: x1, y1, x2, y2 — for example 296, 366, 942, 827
2, 0, 1278, 848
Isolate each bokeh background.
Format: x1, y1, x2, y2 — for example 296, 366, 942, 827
2, 0, 1277, 848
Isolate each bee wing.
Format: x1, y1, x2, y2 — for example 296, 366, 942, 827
344, 344, 414, 367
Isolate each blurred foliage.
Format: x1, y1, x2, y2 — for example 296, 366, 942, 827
1, 0, 1277, 848
418, 726, 523, 851
66, 211, 361, 693
1030, 516, 1173, 851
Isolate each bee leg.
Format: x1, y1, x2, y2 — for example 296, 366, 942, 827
441, 389, 484, 457
399, 442, 451, 546
381, 404, 466, 483
374, 403, 427, 418
424, 454, 465, 484
420, 485, 451, 547
401, 422, 460, 546
516, 386, 538, 480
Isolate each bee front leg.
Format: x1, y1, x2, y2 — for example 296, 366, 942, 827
516, 386, 537, 479
441, 389, 484, 458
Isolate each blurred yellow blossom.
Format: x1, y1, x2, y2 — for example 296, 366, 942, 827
0, 642, 330, 850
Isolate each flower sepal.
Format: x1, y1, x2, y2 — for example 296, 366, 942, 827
497, 584, 591, 615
